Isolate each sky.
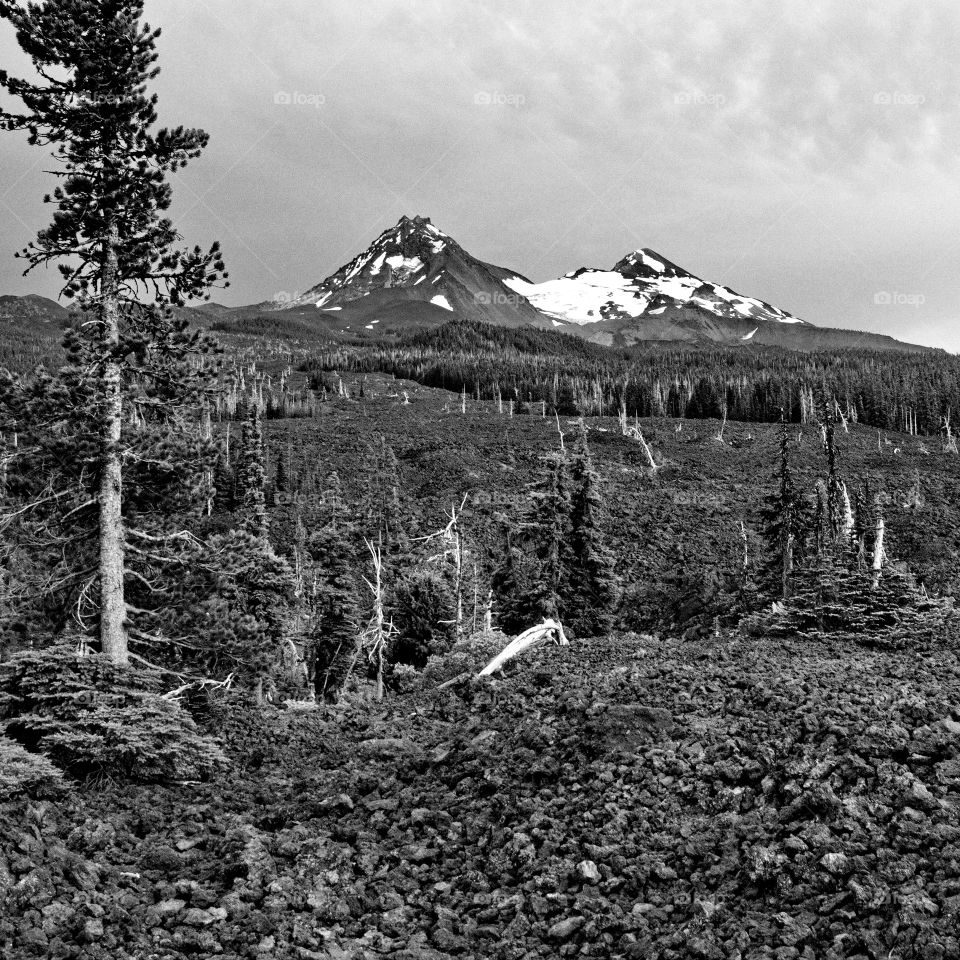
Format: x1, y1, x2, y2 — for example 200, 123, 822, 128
1, 0, 958, 349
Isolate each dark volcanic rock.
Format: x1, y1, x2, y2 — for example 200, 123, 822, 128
4, 634, 960, 959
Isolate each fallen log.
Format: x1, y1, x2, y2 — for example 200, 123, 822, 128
477, 619, 569, 677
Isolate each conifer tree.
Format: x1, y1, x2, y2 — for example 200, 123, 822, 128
490, 523, 538, 635
169, 531, 294, 687
212, 454, 235, 512
760, 416, 810, 599
852, 481, 874, 569
236, 407, 267, 537
0, 0, 227, 664
389, 567, 455, 667
811, 480, 829, 560
819, 412, 845, 544
322, 470, 347, 533
565, 427, 618, 636
361, 434, 408, 555
275, 446, 290, 494
309, 471, 361, 701
529, 451, 571, 622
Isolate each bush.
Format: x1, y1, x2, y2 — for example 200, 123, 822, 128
389, 569, 456, 668
740, 560, 957, 649
0, 645, 226, 782
422, 630, 509, 684
387, 662, 421, 695
0, 735, 65, 800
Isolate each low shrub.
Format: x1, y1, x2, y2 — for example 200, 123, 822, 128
0, 735, 65, 800
422, 630, 509, 684
387, 662, 421, 694
0, 645, 226, 783
740, 561, 958, 649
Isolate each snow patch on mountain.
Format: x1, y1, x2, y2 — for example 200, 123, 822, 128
504, 272, 648, 325
507, 247, 805, 328
385, 255, 423, 273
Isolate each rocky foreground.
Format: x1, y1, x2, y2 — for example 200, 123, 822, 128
3, 633, 960, 960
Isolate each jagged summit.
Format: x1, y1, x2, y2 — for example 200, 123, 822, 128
614, 248, 693, 280
280, 215, 450, 311
278, 216, 546, 330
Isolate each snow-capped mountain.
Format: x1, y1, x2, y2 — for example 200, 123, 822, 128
501, 247, 813, 347
258, 215, 921, 351
277, 215, 548, 331
512, 248, 804, 326
0, 217, 928, 354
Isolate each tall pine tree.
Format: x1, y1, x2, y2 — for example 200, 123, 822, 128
0, 0, 227, 664
760, 415, 810, 599
490, 522, 539, 635
528, 450, 571, 622
566, 427, 618, 636
235, 406, 267, 537
309, 471, 361, 701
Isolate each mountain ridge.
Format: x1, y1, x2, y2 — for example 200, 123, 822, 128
0, 217, 934, 354
269, 215, 927, 352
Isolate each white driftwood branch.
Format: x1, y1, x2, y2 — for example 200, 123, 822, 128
716, 407, 727, 443
840, 482, 855, 539
477, 619, 569, 677
835, 400, 849, 433
872, 509, 885, 588
619, 408, 658, 470
161, 673, 235, 702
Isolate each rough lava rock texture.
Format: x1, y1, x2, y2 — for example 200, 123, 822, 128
2, 633, 960, 959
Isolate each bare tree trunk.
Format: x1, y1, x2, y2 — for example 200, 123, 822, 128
453, 512, 463, 642
782, 532, 793, 600
635, 428, 658, 471
362, 541, 393, 703
840, 482, 855, 540
472, 563, 479, 634
98, 222, 128, 665
201, 405, 213, 517
872, 507, 885, 589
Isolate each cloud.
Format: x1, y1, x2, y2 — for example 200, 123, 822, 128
1, 0, 958, 348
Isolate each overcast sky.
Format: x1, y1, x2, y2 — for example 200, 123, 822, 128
1, 0, 958, 349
